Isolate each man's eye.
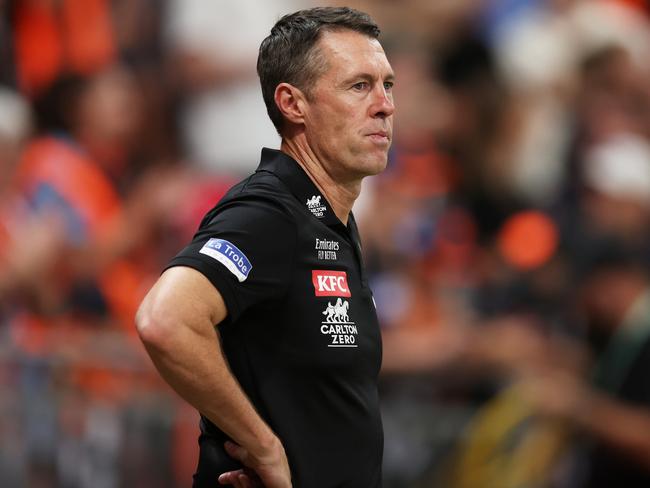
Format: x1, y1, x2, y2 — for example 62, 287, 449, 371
384, 81, 394, 91
352, 82, 368, 91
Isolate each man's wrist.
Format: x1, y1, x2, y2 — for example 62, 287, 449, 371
248, 430, 284, 465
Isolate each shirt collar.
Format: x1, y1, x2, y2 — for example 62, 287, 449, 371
256, 147, 343, 226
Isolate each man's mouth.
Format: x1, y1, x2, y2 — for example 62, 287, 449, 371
367, 131, 390, 144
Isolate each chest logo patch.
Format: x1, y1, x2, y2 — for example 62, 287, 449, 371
315, 238, 339, 261
321, 298, 358, 347
306, 195, 326, 218
200, 238, 252, 282
312, 270, 351, 297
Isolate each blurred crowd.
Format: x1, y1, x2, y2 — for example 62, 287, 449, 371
1, 0, 650, 487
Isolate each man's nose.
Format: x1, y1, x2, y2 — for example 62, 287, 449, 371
370, 86, 394, 118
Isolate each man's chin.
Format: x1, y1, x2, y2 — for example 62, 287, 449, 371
363, 154, 389, 177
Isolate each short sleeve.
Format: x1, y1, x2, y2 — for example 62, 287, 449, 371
165, 196, 297, 322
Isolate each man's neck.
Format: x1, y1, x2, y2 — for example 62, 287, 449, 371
280, 139, 361, 225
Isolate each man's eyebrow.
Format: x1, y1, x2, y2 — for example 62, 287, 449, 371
341, 72, 396, 84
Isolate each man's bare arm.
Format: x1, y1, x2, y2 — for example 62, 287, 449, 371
135, 266, 291, 487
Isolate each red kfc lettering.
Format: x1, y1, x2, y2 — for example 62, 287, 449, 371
312, 270, 351, 297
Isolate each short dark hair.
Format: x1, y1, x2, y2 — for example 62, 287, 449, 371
257, 7, 380, 134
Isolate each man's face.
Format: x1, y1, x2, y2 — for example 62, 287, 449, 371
302, 30, 395, 181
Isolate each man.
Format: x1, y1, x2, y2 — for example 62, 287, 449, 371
136, 7, 395, 487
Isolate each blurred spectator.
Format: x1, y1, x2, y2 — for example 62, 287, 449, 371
476, 0, 650, 206
6, 67, 146, 326
522, 244, 650, 488
0, 86, 34, 311
580, 132, 650, 245
0, 87, 31, 182
10, 0, 117, 97
5, 0, 177, 167
0, 86, 32, 198
3, 64, 228, 330
7, 0, 167, 95
164, 0, 309, 174
0, 64, 200, 488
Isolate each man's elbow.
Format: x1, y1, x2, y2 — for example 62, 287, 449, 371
135, 296, 175, 352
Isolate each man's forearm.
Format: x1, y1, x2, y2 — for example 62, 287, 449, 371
135, 268, 280, 461
142, 318, 279, 456
136, 267, 291, 487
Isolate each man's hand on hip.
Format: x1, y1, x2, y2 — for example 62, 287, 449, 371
218, 439, 292, 488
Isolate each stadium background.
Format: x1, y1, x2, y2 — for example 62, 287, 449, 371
1, 0, 650, 486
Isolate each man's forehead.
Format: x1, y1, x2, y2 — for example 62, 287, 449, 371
318, 29, 385, 57
317, 30, 391, 72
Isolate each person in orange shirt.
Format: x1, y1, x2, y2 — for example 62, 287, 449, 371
7, 66, 150, 330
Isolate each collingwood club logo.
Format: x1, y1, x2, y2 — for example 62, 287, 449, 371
306, 195, 326, 218
320, 298, 358, 347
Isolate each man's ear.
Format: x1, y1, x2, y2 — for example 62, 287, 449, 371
274, 83, 307, 126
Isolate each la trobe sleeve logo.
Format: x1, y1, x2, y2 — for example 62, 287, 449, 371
200, 238, 252, 282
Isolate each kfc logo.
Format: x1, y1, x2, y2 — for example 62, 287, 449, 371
312, 270, 351, 297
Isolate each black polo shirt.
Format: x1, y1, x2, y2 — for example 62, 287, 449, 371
166, 148, 383, 487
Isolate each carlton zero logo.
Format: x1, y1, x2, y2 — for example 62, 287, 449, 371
321, 298, 358, 347
312, 270, 351, 297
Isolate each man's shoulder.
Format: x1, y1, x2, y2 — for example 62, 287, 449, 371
232, 169, 293, 199
199, 171, 297, 229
